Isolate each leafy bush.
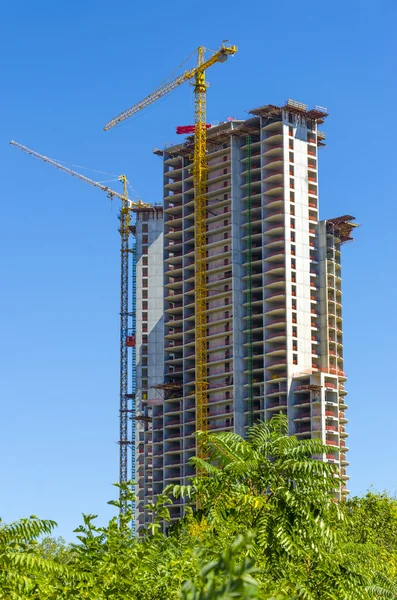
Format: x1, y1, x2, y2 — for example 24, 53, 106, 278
1, 416, 397, 599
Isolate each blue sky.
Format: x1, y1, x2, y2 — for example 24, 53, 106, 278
0, 0, 396, 538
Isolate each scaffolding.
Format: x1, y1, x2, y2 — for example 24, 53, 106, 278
245, 136, 254, 426
326, 215, 357, 244
130, 242, 136, 528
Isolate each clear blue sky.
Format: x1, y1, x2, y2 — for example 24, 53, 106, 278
0, 0, 396, 539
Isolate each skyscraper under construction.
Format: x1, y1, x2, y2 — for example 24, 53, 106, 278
133, 99, 356, 530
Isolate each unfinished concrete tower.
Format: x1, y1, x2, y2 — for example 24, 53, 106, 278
135, 100, 356, 529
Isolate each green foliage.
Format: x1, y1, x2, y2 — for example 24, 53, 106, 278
0, 515, 67, 599
1, 416, 397, 599
35, 536, 72, 564
179, 534, 260, 600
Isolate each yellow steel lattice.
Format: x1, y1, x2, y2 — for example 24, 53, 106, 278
193, 48, 209, 463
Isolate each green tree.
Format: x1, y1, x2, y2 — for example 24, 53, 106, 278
179, 534, 260, 600
2, 418, 397, 599
0, 515, 67, 599
344, 491, 397, 582
170, 415, 397, 599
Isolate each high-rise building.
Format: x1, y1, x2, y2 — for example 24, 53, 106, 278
134, 100, 356, 529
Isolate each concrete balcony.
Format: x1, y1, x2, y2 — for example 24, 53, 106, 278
265, 356, 287, 370
165, 211, 182, 225
293, 394, 311, 407
264, 198, 284, 211
164, 240, 182, 254
207, 392, 234, 406
264, 282, 285, 298
263, 210, 285, 223
164, 444, 183, 454
207, 171, 232, 189
164, 180, 182, 191
325, 424, 339, 433
263, 171, 283, 184
208, 420, 234, 431
264, 316, 286, 330
164, 430, 183, 442
164, 155, 183, 167
241, 163, 261, 178
326, 453, 339, 463
241, 191, 261, 204
165, 314, 183, 326
164, 415, 182, 426
295, 425, 312, 435
263, 157, 283, 170
265, 343, 286, 357
325, 409, 338, 419
262, 120, 283, 133
294, 410, 311, 420
263, 235, 285, 249
164, 226, 183, 240
264, 183, 284, 196
340, 454, 349, 466
208, 155, 231, 170
267, 398, 288, 410
263, 144, 283, 159
265, 373, 287, 385
241, 158, 261, 173
164, 196, 183, 210
264, 248, 285, 261
164, 353, 183, 366
265, 328, 287, 342
164, 327, 183, 338
325, 439, 338, 448
264, 223, 284, 236
263, 133, 283, 145
164, 265, 183, 279
264, 265, 285, 278
264, 303, 286, 319
164, 166, 183, 179
164, 249, 183, 263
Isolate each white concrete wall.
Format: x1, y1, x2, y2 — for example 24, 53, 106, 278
283, 115, 313, 377
135, 216, 164, 406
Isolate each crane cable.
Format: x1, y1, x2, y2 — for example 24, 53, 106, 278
42, 156, 143, 200
107, 47, 206, 130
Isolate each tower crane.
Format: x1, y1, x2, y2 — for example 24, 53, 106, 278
104, 43, 238, 466
10, 140, 151, 515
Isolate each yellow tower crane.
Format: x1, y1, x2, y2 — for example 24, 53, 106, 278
104, 43, 237, 466
10, 140, 151, 514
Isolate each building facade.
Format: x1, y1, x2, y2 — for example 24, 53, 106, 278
134, 100, 355, 529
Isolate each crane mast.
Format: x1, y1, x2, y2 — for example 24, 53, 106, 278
118, 175, 131, 513
10, 140, 151, 518
105, 43, 237, 471
193, 47, 209, 460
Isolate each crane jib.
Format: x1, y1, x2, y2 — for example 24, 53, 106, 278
103, 44, 238, 131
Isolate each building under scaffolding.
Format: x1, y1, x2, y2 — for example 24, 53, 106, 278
133, 100, 357, 529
